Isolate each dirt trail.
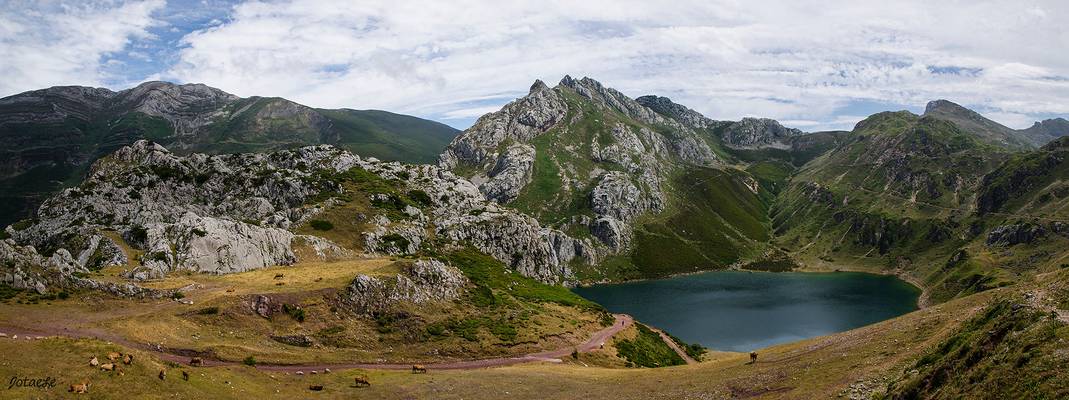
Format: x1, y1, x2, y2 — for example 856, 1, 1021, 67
0, 314, 634, 372
648, 327, 697, 364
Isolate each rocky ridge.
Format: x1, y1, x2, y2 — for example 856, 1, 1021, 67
1, 140, 590, 293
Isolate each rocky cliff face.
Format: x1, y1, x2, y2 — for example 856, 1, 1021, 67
719, 118, 803, 149
342, 259, 468, 315
439, 76, 722, 259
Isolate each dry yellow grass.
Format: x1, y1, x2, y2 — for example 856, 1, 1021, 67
0, 284, 1002, 399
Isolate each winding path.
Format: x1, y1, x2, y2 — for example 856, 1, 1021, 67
0, 314, 634, 371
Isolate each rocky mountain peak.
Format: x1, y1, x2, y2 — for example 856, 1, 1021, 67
529, 79, 550, 94
1023, 118, 1069, 142
923, 99, 996, 127
635, 95, 719, 130
923, 99, 1033, 149
719, 117, 803, 149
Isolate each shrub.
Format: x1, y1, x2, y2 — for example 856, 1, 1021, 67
57, 291, 70, 300
243, 356, 257, 366
197, 306, 219, 315
147, 251, 169, 262
407, 189, 433, 206
128, 226, 149, 244
11, 219, 33, 231
381, 234, 410, 251
309, 219, 334, 231
614, 323, 686, 368
282, 304, 305, 322
171, 291, 185, 300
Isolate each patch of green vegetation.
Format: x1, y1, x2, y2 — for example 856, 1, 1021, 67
0, 284, 23, 301
883, 297, 1068, 399
243, 356, 257, 366
281, 304, 305, 323
10, 219, 33, 231
615, 323, 686, 368
196, 307, 220, 315
381, 234, 411, 252
666, 331, 707, 360
308, 219, 334, 231
443, 247, 600, 309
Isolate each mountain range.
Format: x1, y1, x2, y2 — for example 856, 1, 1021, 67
0, 81, 458, 226
1, 76, 1068, 398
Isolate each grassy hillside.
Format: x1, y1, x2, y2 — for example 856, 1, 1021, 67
626, 167, 770, 279
5, 265, 1063, 399
318, 109, 459, 163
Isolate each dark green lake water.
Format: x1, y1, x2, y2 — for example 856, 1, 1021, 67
573, 271, 920, 352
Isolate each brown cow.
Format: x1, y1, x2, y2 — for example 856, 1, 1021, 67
89, 357, 100, 367
115, 367, 125, 377
122, 354, 133, 365
106, 352, 121, 362
99, 363, 116, 372
158, 369, 166, 380
309, 385, 324, 391
274, 273, 285, 279
749, 351, 758, 364
182, 371, 190, 381
411, 365, 427, 374
189, 357, 203, 366
353, 375, 371, 387
68, 380, 90, 394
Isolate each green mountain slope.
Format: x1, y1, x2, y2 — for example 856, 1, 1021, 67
440, 77, 830, 281
772, 110, 1069, 303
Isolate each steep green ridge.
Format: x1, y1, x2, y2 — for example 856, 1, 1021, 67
627, 167, 769, 279
882, 272, 1069, 399
772, 110, 1069, 303
0, 83, 458, 226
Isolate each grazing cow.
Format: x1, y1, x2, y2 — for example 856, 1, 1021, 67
274, 273, 284, 279
182, 371, 190, 381
749, 351, 758, 364
226, 288, 235, 293
122, 354, 133, 365
99, 363, 116, 372
189, 357, 203, 366
309, 385, 324, 391
158, 369, 166, 380
89, 357, 100, 367
411, 365, 427, 374
116, 367, 125, 377
353, 375, 371, 387
68, 381, 90, 394
106, 352, 121, 362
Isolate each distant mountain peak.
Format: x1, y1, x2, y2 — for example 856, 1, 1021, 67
529, 79, 550, 94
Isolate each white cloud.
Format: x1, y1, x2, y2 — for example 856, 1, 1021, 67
0, 1, 165, 96
4, 0, 1067, 131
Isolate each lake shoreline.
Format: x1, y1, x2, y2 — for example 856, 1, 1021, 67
575, 265, 930, 309
574, 268, 922, 353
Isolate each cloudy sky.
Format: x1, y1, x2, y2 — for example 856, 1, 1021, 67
1, 0, 1067, 131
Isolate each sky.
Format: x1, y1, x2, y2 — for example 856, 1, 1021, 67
1, 0, 1067, 131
